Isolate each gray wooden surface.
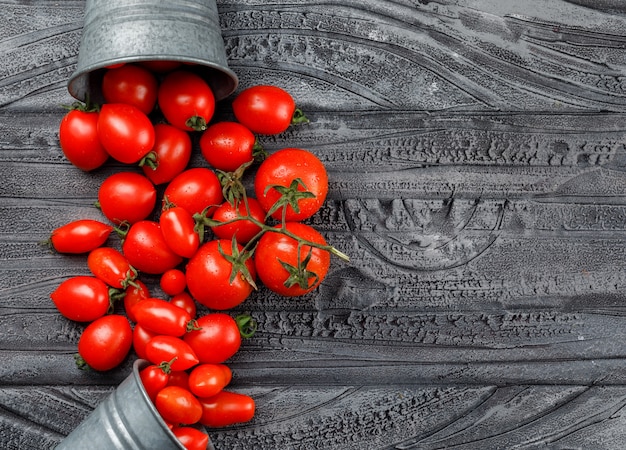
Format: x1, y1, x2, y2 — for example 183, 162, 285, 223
2, 0, 626, 448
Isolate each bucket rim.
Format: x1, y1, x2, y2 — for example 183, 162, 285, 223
67, 57, 239, 102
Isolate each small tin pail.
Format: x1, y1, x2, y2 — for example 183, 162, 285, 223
68, 0, 238, 102
56, 359, 214, 450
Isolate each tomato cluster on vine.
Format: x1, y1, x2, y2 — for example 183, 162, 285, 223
51, 61, 349, 449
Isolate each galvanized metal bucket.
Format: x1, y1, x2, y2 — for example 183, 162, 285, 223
56, 359, 214, 450
68, 0, 238, 102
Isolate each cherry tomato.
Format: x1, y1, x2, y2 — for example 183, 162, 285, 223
159, 205, 200, 259
121, 220, 183, 275
199, 121, 258, 172
50, 276, 115, 322
87, 247, 137, 289
254, 148, 328, 222
163, 167, 223, 216
123, 279, 150, 322
133, 298, 192, 337
171, 427, 209, 450
155, 386, 202, 425
185, 239, 256, 310
169, 292, 196, 319
97, 172, 157, 225
76, 314, 132, 371
101, 64, 158, 115
160, 269, 187, 296
198, 391, 255, 428
158, 70, 215, 131
232, 85, 307, 135
184, 313, 249, 364
133, 322, 159, 360
141, 124, 192, 185
58, 105, 109, 171
49, 219, 112, 254
167, 370, 190, 389
211, 197, 265, 244
255, 222, 330, 297
140, 363, 171, 401
97, 103, 155, 164
188, 364, 232, 398
145, 335, 199, 371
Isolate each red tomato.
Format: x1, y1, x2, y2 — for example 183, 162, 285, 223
97, 172, 156, 225
254, 148, 328, 222
232, 85, 307, 135
163, 168, 223, 216
158, 70, 215, 131
188, 364, 232, 398
185, 239, 256, 310
76, 315, 132, 371
97, 103, 155, 164
171, 427, 209, 450
160, 269, 187, 296
255, 222, 330, 297
169, 292, 196, 319
159, 205, 200, 259
121, 220, 183, 274
155, 386, 202, 425
198, 391, 255, 428
87, 247, 138, 289
133, 322, 158, 360
211, 197, 265, 244
58, 106, 109, 171
101, 64, 158, 115
50, 276, 115, 322
123, 279, 150, 322
199, 121, 258, 172
49, 219, 112, 254
140, 363, 171, 401
133, 298, 192, 337
184, 313, 248, 364
145, 335, 199, 371
167, 370, 190, 389
141, 124, 192, 185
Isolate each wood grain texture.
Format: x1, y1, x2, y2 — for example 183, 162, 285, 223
1, 0, 626, 448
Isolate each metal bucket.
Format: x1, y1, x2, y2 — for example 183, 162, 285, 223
68, 0, 238, 102
56, 359, 214, 450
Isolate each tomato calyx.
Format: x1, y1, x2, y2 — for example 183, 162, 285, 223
279, 245, 319, 291
235, 314, 257, 339
138, 150, 158, 171
291, 108, 309, 127
263, 178, 316, 221
186, 319, 202, 333
193, 209, 210, 244
62, 96, 100, 113
161, 196, 176, 212
74, 353, 91, 371
216, 161, 252, 204
122, 266, 141, 289
185, 115, 208, 132
252, 139, 268, 162
217, 239, 257, 290
156, 357, 177, 375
